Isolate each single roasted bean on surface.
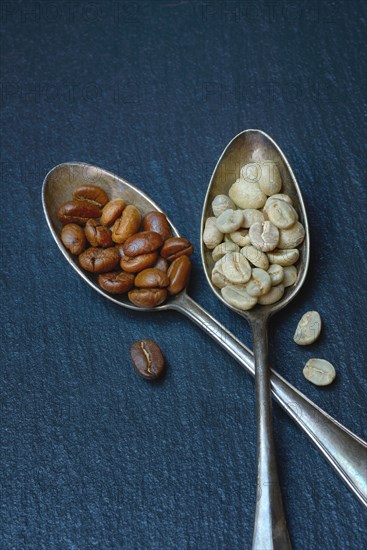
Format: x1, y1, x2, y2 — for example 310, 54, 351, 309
61, 223, 87, 255
160, 237, 193, 261
128, 288, 167, 308
98, 272, 135, 294
85, 219, 113, 247
79, 247, 120, 273
58, 200, 101, 226
101, 199, 126, 226
123, 231, 163, 257
112, 205, 142, 244
167, 255, 191, 295
130, 339, 166, 380
120, 252, 158, 273
72, 184, 109, 207
143, 212, 172, 241
134, 268, 170, 288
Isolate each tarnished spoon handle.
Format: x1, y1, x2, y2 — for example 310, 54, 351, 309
251, 317, 292, 549
171, 294, 367, 507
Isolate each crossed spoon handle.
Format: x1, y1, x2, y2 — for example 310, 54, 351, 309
171, 293, 367, 507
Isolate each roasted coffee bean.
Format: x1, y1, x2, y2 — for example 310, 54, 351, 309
85, 219, 113, 247
98, 272, 135, 294
72, 184, 109, 207
160, 237, 193, 261
128, 288, 167, 308
101, 199, 126, 226
79, 247, 119, 273
120, 252, 158, 273
134, 268, 169, 288
167, 255, 191, 295
61, 223, 87, 255
153, 256, 169, 272
112, 205, 142, 244
130, 339, 165, 380
58, 200, 101, 226
123, 231, 163, 257
143, 211, 172, 241
115, 244, 126, 257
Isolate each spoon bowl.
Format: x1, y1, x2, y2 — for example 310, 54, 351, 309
42, 162, 181, 312
201, 129, 310, 319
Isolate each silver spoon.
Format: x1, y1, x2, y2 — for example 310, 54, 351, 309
42, 160, 367, 516
202, 129, 309, 548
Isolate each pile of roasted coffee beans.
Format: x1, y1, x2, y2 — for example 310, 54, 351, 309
58, 184, 193, 308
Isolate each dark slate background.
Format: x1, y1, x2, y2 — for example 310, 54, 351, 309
1, 1, 366, 548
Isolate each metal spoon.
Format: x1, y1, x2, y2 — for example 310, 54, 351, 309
42, 160, 367, 515
201, 129, 310, 548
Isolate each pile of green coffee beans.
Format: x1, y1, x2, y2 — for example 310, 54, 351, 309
203, 161, 305, 311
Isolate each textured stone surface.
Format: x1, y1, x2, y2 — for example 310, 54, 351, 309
1, 1, 366, 548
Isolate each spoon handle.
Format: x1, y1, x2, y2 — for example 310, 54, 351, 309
170, 294, 367, 507
251, 317, 291, 549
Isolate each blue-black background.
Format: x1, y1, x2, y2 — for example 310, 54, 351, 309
1, 1, 366, 548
